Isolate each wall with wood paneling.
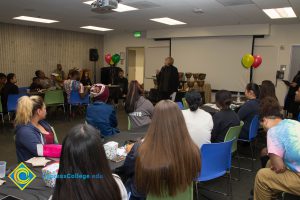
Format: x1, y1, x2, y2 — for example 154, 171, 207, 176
0, 23, 103, 86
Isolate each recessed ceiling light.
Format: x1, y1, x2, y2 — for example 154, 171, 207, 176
80, 26, 113, 31
13, 16, 59, 23
83, 1, 138, 12
263, 7, 297, 19
150, 17, 186, 25
113, 4, 138, 12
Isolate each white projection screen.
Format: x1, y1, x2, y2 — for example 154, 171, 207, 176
171, 36, 253, 92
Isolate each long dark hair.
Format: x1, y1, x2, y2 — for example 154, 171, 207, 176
52, 124, 121, 200
259, 80, 277, 101
125, 80, 143, 113
215, 90, 232, 110
135, 100, 201, 197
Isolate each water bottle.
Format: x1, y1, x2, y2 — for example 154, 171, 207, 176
237, 92, 241, 103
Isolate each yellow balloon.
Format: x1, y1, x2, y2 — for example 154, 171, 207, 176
242, 54, 254, 68
110, 60, 114, 65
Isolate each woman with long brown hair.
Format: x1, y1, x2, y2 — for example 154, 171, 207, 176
134, 100, 201, 198
125, 80, 154, 130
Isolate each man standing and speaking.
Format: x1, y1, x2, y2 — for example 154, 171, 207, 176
156, 57, 179, 101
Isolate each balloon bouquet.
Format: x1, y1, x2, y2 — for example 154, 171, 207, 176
105, 53, 121, 66
241, 54, 262, 69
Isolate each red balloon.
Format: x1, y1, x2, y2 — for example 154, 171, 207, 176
105, 54, 112, 65
252, 55, 262, 68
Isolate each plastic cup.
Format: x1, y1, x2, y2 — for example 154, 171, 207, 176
26, 89, 30, 93
0, 161, 6, 178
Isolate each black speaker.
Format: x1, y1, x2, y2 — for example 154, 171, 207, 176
89, 49, 99, 61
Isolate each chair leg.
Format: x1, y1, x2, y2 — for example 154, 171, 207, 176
227, 172, 233, 199
1, 113, 3, 124
63, 105, 65, 114
250, 142, 254, 171
8, 112, 11, 122
195, 182, 199, 200
69, 105, 72, 116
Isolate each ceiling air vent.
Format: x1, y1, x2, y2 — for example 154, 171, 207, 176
216, 0, 254, 6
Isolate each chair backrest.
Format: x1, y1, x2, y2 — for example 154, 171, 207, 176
146, 185, 193, 200
224, 121, 244, 153
249, 115, 259, 141
69, 91, 89, 105
182, 98, 189, 109
197, 140, 234, 182
128, 116, 131, 131
18, 87, 29, 94
176, 102, 184, 110
7, 94, 26, 112
44, 90, 64, 105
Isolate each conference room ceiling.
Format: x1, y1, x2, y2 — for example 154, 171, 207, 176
0, 0, 299, 34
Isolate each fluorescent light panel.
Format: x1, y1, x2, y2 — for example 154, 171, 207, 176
263, 7, 297, 19
150, 17, 186, 25
83, 1, 138, 12
80, 26, 113, 31
13, 16, 58, 23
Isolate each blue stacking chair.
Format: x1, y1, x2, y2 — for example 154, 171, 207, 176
195, 140, 234, 199
176, 102, 184, 110
18, 87, 29, 94
238, 115, 260, 171
7, 94, 27, 121
69, 91, 90, 115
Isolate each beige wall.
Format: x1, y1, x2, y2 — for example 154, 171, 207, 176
104, 24, 300, 105
104, 33, 169, 90
0, 23, 104, 87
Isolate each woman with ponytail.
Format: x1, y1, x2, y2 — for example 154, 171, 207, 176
125, 80, 154, 130
182, 90, 213, 148
211, 90, 240, 143
15, 96, 58, 162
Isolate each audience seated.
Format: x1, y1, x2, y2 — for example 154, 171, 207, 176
52, 124, 127, 200
125, 80, 154, 130
259, 80, 278, 168
35, 70, 51, 89
80, 69, 92, 86
259, 80, 278, 101
211, 90, 240, 142
117, 69, 128, 98
1, 73, 19, 113
53, 64, 66, 82
253, 97, 300, 200
63, 70, 86, 102
50, 73, 62, 89
29, 77, 43, 92
86, 84, 119, 136
238, 83, 260, 139
123, 100, 201, 200
15, 96, 58, 162
134, 100, 201, 199
0, 73, 7, 94
182, 90, 213, 148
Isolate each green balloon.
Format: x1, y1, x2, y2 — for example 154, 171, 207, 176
112, 54, 121, 64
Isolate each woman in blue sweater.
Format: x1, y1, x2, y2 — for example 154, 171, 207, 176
15, 96, 58, 162
238, 83, 260, 139
86, 84, 119, 136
